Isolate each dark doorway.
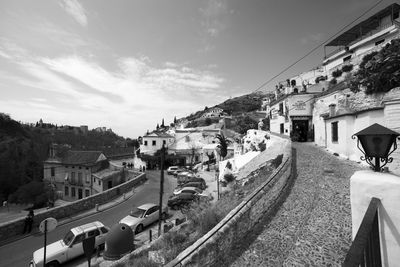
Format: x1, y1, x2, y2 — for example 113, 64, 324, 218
78, 188, 83, 199
292, 120, 309, 142
108, 180, 113, 189
280, 123, 284, 134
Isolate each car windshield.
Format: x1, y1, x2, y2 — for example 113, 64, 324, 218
63, 230, 75, 246
130, 208, 146, 218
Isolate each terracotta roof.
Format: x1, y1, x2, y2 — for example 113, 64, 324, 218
144, 132, 174, 138
102, 147, 136, 158
61, 151, 105, 166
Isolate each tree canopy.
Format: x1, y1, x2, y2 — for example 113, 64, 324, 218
350, 38, 400, 94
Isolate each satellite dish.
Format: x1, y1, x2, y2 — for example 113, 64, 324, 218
39, 218, 58, 233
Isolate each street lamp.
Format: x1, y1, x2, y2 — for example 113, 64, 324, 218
353, 123, 400, 172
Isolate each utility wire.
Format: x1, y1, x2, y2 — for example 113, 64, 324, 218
252, 0, 385, 94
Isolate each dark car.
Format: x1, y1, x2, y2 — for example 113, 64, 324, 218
177, 180, 207, 190
178, 175, 206, 186
167, 193, 198, 210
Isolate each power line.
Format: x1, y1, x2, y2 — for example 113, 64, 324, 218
252, 0, 385, 94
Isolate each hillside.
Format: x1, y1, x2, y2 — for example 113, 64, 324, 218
179, 91, 271, 134
0, 113, 135, 204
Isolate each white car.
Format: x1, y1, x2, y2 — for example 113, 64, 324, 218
30, 221, 109, 267
173, 186, 203, 196
167, 166, 179, 175
119, 203, 168, 234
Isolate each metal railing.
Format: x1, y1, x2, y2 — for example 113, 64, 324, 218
325, 21, 399, 60
343, 197, 381, 267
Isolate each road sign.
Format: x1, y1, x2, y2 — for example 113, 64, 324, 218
39, 218, 57, 233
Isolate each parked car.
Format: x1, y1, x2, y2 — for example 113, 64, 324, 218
178, 173, 205, 186
167, 166, 179, 175
167, 193, 198, 210
173, 186, 203, 196
177, 180, 207, 190
173, 168, 187, 177
119, 203, 168, 234
30, 221, 109, 267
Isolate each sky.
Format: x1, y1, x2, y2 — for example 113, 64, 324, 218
0, 0, 393, 138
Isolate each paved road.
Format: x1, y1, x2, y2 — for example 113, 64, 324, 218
0, 170, 177, 267
232, 142, 366, 266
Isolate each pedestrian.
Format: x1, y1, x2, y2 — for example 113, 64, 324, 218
23, 209, 34, 234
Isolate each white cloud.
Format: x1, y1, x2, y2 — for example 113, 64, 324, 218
60, 0, 88, 27
0, 40, 226, 137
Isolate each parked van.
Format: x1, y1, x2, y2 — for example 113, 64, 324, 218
167, 166, 178, 175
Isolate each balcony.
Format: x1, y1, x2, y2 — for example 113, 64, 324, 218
324, 20, 399, 61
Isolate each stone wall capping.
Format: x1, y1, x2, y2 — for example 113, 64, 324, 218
166, 145, 294, 267
0, 173, 146, 242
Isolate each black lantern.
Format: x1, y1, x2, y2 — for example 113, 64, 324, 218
353, 123, 400, 172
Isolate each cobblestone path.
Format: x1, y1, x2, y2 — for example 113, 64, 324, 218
231, 142, 366, 267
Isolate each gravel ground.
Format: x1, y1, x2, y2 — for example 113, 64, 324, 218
231, 142, 367, 267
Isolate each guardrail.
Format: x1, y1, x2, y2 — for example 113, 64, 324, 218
343, 197, 381, 267
166, 146, 296, 266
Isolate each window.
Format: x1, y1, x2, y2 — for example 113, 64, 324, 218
144, 140, 148, 146
279, 103, 284, 115
88, 229, 100, 237
85, 189, 90, 197
332, 121, 338, 142
65, 186, 69, 196
71, 172, 76, 183
152, 140, 156, 146
343, 55, 352, 62
86, 174, 90, 183
280, 123, 284, 134
51, 167, 55, 177
72, 234, 85, 245
71, 187, 76, 197
78, 173, 82, 184
375, 39, 385, 46
98, 180, 101, 186
163, 140, 166, 145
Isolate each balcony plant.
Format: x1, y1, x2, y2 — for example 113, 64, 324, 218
332, 69, 343, 78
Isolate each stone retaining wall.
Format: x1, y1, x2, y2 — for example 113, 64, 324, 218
166, 145, 296, 266
0, 172, 146, 242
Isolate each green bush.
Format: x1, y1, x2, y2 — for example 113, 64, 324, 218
224, 173, 236, 183
329, 78, 337, 86
332, 69, 343, 78
349, 39, 400, 94
341, 64, 353, 73
258, 142, 266, 151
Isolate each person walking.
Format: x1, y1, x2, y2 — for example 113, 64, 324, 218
23, 210, 34, 234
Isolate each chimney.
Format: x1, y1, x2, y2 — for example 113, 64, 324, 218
329, 104, 336, 117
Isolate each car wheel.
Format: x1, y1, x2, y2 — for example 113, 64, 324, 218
135, 224, 143, 234
46, 261, 59, 267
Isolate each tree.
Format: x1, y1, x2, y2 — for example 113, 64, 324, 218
174, 116, 177, 124
205, 117, 212, 126
156, 123, 160, 130
161, 118, 165, 128
216, 133, 231, 160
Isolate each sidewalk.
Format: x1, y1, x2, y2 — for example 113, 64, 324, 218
232, 142, 367, 266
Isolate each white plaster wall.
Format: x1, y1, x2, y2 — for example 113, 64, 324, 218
349, 109, 384, 161
351, 170, 400, 267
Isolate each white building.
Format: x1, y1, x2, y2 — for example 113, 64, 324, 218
323, 3, 400, 79
140, 132, 175, 155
